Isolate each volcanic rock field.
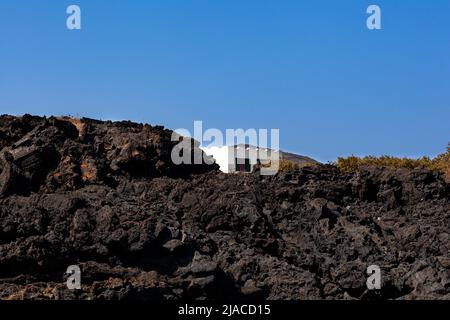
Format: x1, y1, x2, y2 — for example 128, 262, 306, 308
0, 115, 449, 300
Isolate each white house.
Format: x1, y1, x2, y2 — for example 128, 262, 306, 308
203, 144, 280, 174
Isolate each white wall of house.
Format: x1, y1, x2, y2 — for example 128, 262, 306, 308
203, 146, 230, 173
204, 145, 279, 174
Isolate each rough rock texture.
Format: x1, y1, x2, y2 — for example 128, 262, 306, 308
0, 115, 449, 300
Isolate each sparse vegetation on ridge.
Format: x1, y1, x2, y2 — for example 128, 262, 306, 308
336, 143, 450, 180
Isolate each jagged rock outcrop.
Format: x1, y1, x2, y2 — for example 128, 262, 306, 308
0, 115, 449, 300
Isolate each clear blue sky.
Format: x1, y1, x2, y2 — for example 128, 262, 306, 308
1, 1, 449, 162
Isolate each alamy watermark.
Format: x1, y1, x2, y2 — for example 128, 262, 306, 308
66, 5, 381, 31
366, 265, 382, 290
367, 5, 382, 30
171, 121, 280, 175
66, 265, 81, 290
66, 5, 81, 30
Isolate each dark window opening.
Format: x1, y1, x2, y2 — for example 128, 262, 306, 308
235, 158, 251, 172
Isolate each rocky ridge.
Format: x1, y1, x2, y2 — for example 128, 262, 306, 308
0, 115, 449, 300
